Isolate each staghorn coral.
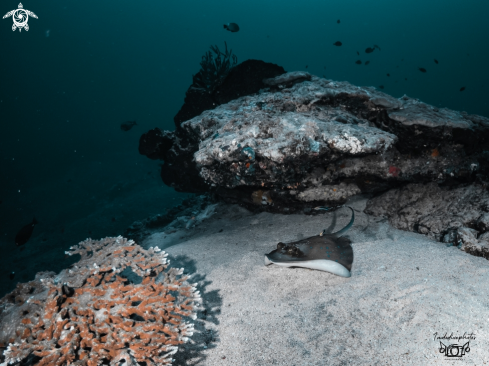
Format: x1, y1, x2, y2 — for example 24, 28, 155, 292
0, 236, 201, 366
192, 41, 237, 92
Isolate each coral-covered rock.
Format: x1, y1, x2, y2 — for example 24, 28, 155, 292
140, 67, 489, 259
456, 227, 489, 259
173, 59, 286, 128
0, 237, 200, 366
364, 182, 489, 258
142, 71, 489, 213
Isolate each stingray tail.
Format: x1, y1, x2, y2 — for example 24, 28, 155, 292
314, 205, 354, 237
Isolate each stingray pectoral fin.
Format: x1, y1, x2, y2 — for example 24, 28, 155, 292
300, 260, 351, 277
265, 259, 351, 278
264, 255, 273, 266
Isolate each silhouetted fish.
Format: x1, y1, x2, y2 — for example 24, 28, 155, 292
434, 59, 439, 64
418, 67, 427, 73
337, 19, 340, 24
365, 45, 381, 54
355, 60, 362, 64
9, 272, 15, 280
121, 121, 137, 131
460, 87, 466, 92
265, 206, 355, 277
15, 218, 38, 247
379, 85, 384, 89
333, 41, 342, 46
224, 23, 239, 32
365, 61, 370, 65
357, 51, 359, 56
387, 73, 390, 77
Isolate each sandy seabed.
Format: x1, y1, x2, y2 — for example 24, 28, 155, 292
142, 195, 489, 366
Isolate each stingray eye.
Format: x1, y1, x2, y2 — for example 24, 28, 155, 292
277, 242, 286, 250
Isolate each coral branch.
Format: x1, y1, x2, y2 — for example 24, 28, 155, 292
0, 236, 201, 366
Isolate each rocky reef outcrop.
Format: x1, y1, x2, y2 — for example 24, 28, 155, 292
139, 64, 489, 258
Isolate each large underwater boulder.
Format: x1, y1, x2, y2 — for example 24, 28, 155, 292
140, 68, 489, 257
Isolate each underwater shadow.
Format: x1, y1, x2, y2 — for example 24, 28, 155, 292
168, 254, 222, 366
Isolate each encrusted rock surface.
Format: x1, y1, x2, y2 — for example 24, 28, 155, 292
140, 67, 489, 257
174, 59, 286, 127
365, 182, 489, 258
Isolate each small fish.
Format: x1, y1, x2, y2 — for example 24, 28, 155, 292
387, 73, 390, 77
305, 65, 308, 69
265, 206, 355, 277
460, 87, 466, 92
15, 218, 38, 247
379, 85, 384, 89
121, 121, 137, 131
224, 23, 240, 32
405, 78, 407, 80
333, 41, 342, 46
111, 217, 116, 222
337, 19, 340, 24
434, 59, 439, 64
356, 51, 359, 56
418, 67, 427, 73
365, 61, 370, 65
365, 45, 381, 53
355, 60, 362, 64
9, 272, 15, 280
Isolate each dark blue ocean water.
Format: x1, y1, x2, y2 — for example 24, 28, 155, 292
0, 0, 488, 297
